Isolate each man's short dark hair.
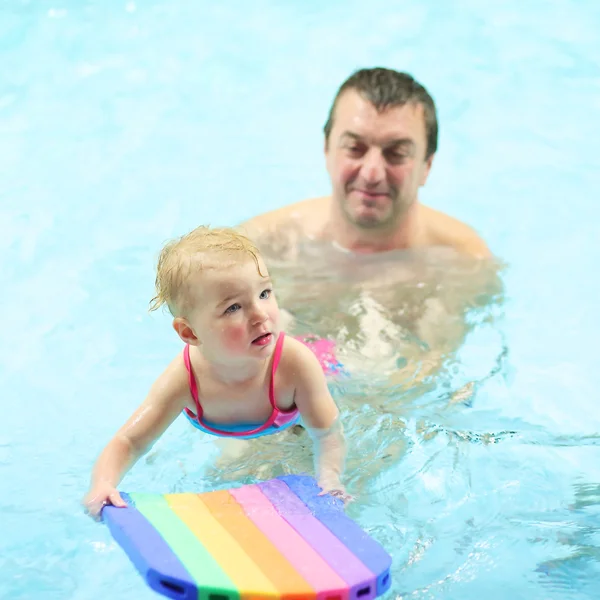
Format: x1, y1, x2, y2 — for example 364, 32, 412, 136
323, 67, 438, 159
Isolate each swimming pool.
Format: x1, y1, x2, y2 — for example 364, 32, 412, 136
2, 0, 600, 598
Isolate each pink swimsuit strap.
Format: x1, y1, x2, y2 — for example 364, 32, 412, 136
183, 332, 287, 436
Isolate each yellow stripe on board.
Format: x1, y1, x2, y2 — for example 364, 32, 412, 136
201, 490, 316, 600
165, 493, 280, 600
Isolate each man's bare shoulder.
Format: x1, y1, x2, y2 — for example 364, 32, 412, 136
421, 204, 492, 259
237, 196, 328, 238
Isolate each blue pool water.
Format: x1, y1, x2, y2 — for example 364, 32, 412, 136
2, 1, 600, 598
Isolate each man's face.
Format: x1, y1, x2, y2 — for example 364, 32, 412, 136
325, 90, 434, 230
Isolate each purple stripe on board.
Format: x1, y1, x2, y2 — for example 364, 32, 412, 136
258, 480, 376, 600
278, 475, 392, 596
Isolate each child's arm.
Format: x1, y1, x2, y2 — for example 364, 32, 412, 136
82, 357, 189, 519
286, 339, 350, 501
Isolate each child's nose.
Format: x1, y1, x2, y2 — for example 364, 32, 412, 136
251, 305, 268, 324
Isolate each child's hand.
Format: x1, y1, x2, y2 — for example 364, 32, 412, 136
318, 480, 354, 505
82, 482, 127, 520
326, 488, 354, 505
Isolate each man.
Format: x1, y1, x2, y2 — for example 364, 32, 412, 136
240, 67, 491, 259
238, 67, 502, 394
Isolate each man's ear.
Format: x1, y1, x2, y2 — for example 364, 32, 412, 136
173, 317, 200, 346
420, 153, 435, 186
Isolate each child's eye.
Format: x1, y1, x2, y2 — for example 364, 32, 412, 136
260, 289, 272, 299
224, 303, 241, 314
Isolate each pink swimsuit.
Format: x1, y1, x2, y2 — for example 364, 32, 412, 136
182, 332, 301, 439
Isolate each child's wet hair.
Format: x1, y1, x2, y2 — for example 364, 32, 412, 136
149, 226, 266, 316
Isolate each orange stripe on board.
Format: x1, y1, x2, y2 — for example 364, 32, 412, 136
165, 493, 279, 600
200, 490, 316, 600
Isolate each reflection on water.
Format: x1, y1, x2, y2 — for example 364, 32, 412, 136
264, 235, 506, 389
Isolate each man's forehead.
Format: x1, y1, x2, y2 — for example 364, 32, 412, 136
333, 90, 426, 139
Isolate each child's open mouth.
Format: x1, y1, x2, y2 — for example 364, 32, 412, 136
252, 333, 272, 346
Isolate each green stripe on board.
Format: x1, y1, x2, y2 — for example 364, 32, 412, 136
129, 493, 240, 600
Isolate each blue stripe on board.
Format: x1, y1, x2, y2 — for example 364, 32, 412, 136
102, 492, 198, 599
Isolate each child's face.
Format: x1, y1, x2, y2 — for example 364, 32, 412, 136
185, 257, 281, 359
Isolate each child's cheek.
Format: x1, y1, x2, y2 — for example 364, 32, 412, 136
221, 324, 247, 350
268, 305, 280, 326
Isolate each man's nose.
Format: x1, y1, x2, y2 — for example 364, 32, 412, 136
360, 149, 385, 184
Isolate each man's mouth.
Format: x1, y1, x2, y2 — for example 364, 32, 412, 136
252, 333, 272, 346
353, 190, 390, 206
355, 189, 389, 198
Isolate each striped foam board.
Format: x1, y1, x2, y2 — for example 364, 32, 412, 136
102, 474, 392, 600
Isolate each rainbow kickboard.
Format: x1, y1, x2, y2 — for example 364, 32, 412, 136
102, 474, 392, 600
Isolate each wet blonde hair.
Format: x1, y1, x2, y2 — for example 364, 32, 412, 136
149, 226, 266, 316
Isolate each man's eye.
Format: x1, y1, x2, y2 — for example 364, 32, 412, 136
386, 146, 412, 162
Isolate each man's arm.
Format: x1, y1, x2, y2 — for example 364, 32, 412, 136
237, 198, 310, 237
390, 258, 505, 403
390, 203, 504, 391
237, 198, 327, 264
423, 205, 492, 259
237, 209, 278, 239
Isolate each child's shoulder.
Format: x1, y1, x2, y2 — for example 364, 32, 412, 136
149, 349, 193, 402
278, 334, 324, 376
281, 333, 312, 357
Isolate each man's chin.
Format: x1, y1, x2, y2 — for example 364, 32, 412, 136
351, 211, 392, 229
